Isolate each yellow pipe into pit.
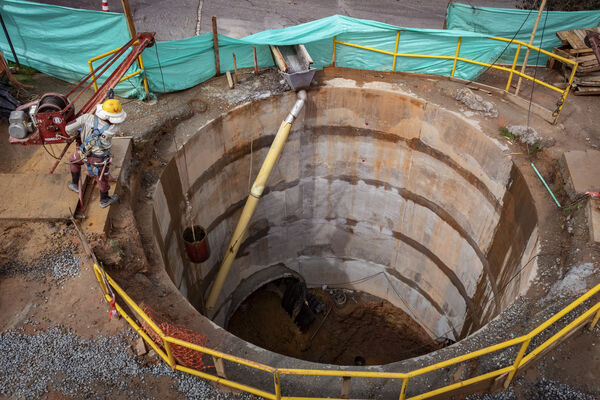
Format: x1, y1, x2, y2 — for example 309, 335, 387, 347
206, 90, 307, 312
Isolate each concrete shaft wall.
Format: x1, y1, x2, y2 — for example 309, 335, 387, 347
152, 83, 538, 341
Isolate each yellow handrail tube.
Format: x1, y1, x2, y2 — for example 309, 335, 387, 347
206, 90, 308, 311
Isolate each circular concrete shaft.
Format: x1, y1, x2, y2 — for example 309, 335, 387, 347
150, 81, 538, 376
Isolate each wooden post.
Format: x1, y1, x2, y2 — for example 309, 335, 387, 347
212, 15, 221, 76
225, 71, 234, 89
340, 376, 351, 399
232, 53, 239, 83
253, 46, 259, 75
121, 0, 149, 99
212, 356, 227, 378
515, 0, 547, 96
120, 0, 137, 38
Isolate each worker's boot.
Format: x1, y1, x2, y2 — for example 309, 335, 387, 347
67, 172, 80, 194
99, 191, 119, 208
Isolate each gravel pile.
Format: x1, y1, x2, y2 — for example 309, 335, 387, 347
0, 248, 80, 284
465, 378, 596, 400
466, 389, 516, 400
528, 379, 596, 400
0, 326, 255, 399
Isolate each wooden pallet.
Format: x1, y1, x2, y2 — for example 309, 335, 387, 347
572, 71, 600, 95
557, 26, 600, 50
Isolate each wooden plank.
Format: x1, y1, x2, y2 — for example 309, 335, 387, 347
568, 47, 593, 55
573, 86, 600, 95
298, 44, 314, 65
553, 45, 572, 59
573, 72, 600, 85
577, 54, 600, 63
269, 45, 288, 72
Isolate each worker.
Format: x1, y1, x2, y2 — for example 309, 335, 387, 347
65, 98, 125, 208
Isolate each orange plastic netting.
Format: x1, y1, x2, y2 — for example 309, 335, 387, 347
140, 305, 211, 371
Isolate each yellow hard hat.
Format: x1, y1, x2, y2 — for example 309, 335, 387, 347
96, 98, 127, 124
102, 99, 122, 114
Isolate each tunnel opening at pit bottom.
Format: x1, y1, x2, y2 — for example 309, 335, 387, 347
226, 277, 444, 366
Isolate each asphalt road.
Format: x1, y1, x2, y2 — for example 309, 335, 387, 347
33, 0, 516, 41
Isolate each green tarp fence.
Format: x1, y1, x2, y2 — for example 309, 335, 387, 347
446, 2, 600, 65
143, 17, 510, 93
2, 0, 599, 97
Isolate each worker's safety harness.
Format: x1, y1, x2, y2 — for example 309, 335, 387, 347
79, 115, 112, 177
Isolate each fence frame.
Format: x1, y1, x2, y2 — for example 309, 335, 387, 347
330, 33, 578, 124
87, 41, 150, 97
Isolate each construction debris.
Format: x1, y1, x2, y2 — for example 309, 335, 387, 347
456, 88, 498, 118
507, 125, 555, 148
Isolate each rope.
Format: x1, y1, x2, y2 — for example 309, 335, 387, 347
154, 45, 167, 93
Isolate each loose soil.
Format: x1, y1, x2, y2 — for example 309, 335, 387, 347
227, 288, 440, 365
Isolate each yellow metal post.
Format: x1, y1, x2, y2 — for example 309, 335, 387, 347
205, 91, 307, 312
392, 31, 400, 71
504, 337, 531, 388
163, 337, 177, 368
398, 377, 409, 400
451, 37, 461, 76
137, 54, 151, 98
505, 44, 522, 92
274, 372, 282, 400
332, 36, 337, 66
552, 62, 578, 124
590, 308, 600, 330
88, 61, 99, 93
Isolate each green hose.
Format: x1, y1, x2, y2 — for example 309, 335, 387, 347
531, 162, 561, 208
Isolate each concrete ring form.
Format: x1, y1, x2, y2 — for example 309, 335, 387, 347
149, 78, 539, 397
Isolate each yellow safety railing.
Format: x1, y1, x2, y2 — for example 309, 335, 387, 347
330, 34, 578, 124
91, 261, 600, 400
87, 41, 150, 97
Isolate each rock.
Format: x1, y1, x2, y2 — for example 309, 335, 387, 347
134, 337, 147, 356
456, 88, 498, 118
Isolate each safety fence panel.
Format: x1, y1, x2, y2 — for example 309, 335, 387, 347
446, 2, 600, 65
91, 259, 600, 400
